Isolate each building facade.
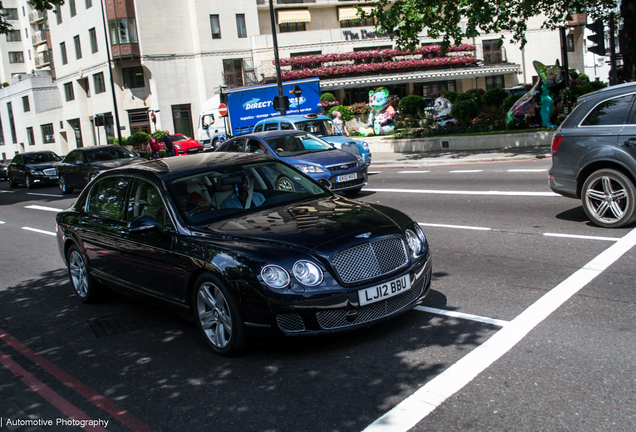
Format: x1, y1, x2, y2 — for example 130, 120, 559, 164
0, 0, 594, 161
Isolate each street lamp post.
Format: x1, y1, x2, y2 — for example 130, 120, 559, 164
100, 0, 123, 145
268, 0, 286, 116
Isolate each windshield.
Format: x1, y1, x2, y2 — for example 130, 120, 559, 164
86, 147, 134, 162
264, 133, 333, 156
24, 152, 61, 163
169, 160, 329, 226
172, 134, 188, 142
295, 119, 343, 137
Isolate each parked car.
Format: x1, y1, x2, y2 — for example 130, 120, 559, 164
216, 130, 367, 196
0, 162, 8, 180
56, 145, 146, 194
549, 81, 636, 228
8, 151, 61, 188
171, 134, 203, 156
252, 114, 372, 165
56, 153, 431, 356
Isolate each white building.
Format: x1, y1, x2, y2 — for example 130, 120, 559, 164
0, 0, 593, 161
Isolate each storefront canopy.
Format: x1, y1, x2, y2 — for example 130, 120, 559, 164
277, 9, 311, 24
337, 5, 373, 21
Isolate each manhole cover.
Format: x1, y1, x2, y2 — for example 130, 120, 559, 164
86, 310, 159, 338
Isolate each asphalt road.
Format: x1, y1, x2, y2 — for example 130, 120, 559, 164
0, 156, 634, 432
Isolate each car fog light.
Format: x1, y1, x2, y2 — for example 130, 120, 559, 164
261, 265, 290, 289
293, 261, 323, 286
405, 229, 423, 256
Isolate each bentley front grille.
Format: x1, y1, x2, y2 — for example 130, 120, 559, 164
332, 237, 408, 283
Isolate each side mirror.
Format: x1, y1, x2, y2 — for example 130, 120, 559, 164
128, 215, 161, 232
319, 179, 332, 190
75, 160, 84, 166
202, 124, 210, 130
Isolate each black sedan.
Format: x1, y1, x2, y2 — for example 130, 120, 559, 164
56, 145, 146, 193
8, 151, 61, 188
0, 162, 8, 180
56, 153, 432, 356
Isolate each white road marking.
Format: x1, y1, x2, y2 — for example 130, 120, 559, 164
543, 232, 619, 242
363, 227, 636, 432
0, 221, 5, 224
507, 169, 548, 172
22, 227, 56, 236
398, 170, 431, 174
449, 170, 483, 173
25, 205, 63, 212
415, 306, 509, 327
366, 188, 559, 197
419, 222, 491, 231
27, 192, 63, 198
0, 190, 15, 193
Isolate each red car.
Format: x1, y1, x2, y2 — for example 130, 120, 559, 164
171, 134, 203, 156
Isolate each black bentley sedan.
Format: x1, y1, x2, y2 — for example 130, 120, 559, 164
56, 145, 145, 194
8, 151, 61, 188
56, 153, 432, 356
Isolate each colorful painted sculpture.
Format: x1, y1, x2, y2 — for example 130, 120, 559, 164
506, 60, 565, 128
358, 87, 396, 136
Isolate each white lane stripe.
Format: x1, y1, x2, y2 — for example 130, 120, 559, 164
26, 192, 63, 197
543, 232, 619, 242
0, 190, 15, 193
363, 227, 636, 432
367, 188, 559, 197
398, 170, 431, 174
22, 227, 56, 236
449, 170, 483, 173
507, 169, 547, 172
415, 306, 509, 327
0, 221, 5, 224
25, 205, 63, 212
419, 222, 491, 231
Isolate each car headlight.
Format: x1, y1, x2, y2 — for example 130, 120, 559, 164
361, 141, 369, 151
414, 223, 427, 245
261, 265, 290, 289
293, 260, 323, 286
294, 164, 326, 174
32, 169, 44, 175
174, 143, 182, 148
405, 229, 423, 257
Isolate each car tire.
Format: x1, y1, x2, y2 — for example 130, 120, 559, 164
25, 174, 33, 189
581, 169, 636, 228
192, 273, 247, 356
212, 138, 219, 149
59, 176, 73, 194
343, 187, 363, 197
67, 244, 101, 303
275, 175, 295, 192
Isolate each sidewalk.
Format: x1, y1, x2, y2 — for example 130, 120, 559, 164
368, 145, 552, 166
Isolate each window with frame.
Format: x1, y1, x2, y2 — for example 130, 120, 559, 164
126, 179, 174, 230
340, 17, 374, 28
69, 0, 76, 16
85, 0, 92, 8
7, 102, 16, 144
86, 177, 130, 221
485, 75, 505, 90
41, 123, 55, 144
6, 30, 21, 42
74, 35, 82, 59
109, 18, 138, 44
22, 96, 30, 112
482, 39, 503, 64
27, 127, 35, 146
64, 82, 75, 101
122, 67, 144, 88
279, 22, 305, 33
236, 14, 247, 38
8, 52, 24, 63
93, 72, 106, 93
581, 95, 635, 126
60, 42, 68, 64
210, 15, 221, 39
89, 28, 98, 53
55, 5, 62, 24
4, 8, 18, 20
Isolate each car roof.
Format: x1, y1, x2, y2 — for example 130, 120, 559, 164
74, 145, 120, 152
17, 150, 58, 156
578, 80, 636, 104
256, 114, 330, 124
235, 130, 310, 139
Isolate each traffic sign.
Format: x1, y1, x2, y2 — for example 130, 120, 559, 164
218, 103, 228, 116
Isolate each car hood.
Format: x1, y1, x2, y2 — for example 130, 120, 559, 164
91, 157, 146, 170
285, 149, 357, 167
26, 163, 57, 170
199, 195, 409, 254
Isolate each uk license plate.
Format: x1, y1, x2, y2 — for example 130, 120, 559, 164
336, 173, 357, 183
358, 275, 411, 306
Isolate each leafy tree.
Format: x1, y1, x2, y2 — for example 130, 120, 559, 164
0, 1, 65, 33
360, 0, 634, 80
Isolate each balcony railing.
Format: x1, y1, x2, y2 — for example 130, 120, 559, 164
476, 45, 508, 64
32, 30, 48, 46
35, 50, 51, 68
29, 10, 45, 23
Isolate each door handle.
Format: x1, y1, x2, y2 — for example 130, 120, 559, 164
625, 138, 636, 147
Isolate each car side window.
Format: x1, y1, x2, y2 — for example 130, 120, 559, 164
253, 124, 263, 132
126, 178, 174, 231
581, 94, 635, 126
264, 123, 279, 131
280, 122, 294, 130
224, 139, 245, 152
86, 176, 130, 221
246, 139, 269, 155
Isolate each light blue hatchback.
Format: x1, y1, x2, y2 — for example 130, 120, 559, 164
252, 114, 372, 165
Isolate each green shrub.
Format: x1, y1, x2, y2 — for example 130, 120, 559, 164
127, 131, 151, 149
501, 94, 523, 113
398, 95, 427, 119
2, 82, 9, 87
444, 91, 460, 104
320, 92, 336, 102
328, 105, 354, 122
483, 88, 510, 110
450, 99, 480, 126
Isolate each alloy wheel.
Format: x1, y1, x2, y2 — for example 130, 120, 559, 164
69, 250, 89, 298
196, 282, 233, 349
582, 169, 636, 228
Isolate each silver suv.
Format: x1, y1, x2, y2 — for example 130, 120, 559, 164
549, 81, 636, 228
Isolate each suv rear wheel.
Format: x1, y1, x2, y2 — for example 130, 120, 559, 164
581, 169, 636, 228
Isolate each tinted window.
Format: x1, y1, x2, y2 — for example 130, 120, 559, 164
86, 146, 134, 162
264, 123, 279, 131
127, 179, 174, 231
280, 122, 294, 130
86, 177, 130, 220
265, 133, 333, 155
253, 124, 263, 132
223, 139, 244, 152
23, 152, 61, 163
581, 94, 634, 126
